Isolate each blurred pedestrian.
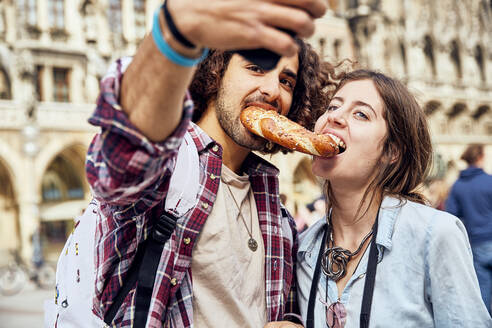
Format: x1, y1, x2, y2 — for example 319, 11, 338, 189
446, 144, 492, 314
306, 195, 326, 227
423, 178, 449, 211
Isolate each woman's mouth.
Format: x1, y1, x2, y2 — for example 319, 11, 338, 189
324, 133, 346, 154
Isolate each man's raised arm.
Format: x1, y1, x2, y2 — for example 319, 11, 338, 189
119, 0, 328, 142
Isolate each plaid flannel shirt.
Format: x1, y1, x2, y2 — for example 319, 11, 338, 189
86, 58, 300, 327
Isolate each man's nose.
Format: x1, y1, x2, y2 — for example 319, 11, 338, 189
259, 75, 281, 103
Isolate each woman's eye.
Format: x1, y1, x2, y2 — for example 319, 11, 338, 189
355, 111, 368, 119
247, 65, 263, 73
326, 105, 338, 112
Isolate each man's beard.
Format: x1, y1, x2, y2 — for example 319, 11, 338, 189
215, 90, 268, 151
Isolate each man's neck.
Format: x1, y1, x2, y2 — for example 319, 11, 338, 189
474, 157, 484, 169
197, 110, 250, 174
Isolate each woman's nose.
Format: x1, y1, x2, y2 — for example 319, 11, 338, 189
326, 110, 347, 127
315, 110, 345, 133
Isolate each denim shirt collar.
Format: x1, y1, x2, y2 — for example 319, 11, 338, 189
298, 196, 403, 267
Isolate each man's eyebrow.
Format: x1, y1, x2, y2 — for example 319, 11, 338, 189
283, 69, 297, 81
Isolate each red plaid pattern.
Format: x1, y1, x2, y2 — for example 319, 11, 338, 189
86, 58, 299, 327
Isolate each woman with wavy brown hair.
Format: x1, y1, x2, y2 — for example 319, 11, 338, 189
296, 70, 491, 327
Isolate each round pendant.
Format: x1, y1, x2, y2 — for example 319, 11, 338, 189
248, 237, 258, 252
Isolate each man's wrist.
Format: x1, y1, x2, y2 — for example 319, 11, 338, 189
158, 10, 203, 60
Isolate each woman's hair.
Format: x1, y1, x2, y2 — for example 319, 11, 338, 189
324, 69, 433, 217
460, 144, 484, 165
188, 39, 338, 154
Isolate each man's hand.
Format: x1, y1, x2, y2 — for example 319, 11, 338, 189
264, 321, 304, 328
169, 0, 328, 57
120, 0, 328, 143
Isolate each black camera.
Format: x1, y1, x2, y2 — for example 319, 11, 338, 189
235, 29, 296, 70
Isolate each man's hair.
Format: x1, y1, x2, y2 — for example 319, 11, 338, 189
460, 144, 484, 165
323, 70, 433, 218
189, 39, 337, 154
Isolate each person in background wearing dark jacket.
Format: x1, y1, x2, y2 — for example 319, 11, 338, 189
446, 143, 492, 314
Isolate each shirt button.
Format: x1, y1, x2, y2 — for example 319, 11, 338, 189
183, 237, 191, 245
210, 174, 216, 180
201, 202, 209, 209
170, 278, 177, 286
212, 145, 219, 152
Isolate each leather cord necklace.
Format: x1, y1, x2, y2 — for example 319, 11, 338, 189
224, 182, 258, 252
321, 213, 374, 281
306, 209, 380, 328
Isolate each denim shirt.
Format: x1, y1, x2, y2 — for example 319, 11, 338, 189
297, 196, 492, 327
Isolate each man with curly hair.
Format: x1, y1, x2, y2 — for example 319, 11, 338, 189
56, 1, 336, 327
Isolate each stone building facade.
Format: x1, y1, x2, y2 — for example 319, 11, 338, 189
0, 0, 161, 263
0, 0, 490, 263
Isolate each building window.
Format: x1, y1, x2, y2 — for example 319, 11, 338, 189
423, 35, 436, 77
18, 0, 37, 26
333, 39, 341, 60
474, 45, 486, 82
35, 65, 43, 101
135, 0, 146, 40
48, 0, 65, 29
53, 67, 70, 102
107, 0, 122, 36
0, 68, 11, 100
43, 180, 62, 201
318, 38, 326, 59
450, 40, 462, 79
399, 41, 407, 74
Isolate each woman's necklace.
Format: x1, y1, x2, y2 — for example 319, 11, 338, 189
321, 213, 374, 281
224, 182, 258, 252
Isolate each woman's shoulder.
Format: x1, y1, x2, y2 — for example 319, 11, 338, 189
392, 197, 467, 240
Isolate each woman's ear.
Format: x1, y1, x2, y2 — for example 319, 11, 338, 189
384, 143, 399, 165
389, 144, 400, 164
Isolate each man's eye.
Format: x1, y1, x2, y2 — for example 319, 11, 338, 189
247, 65, 263, 73
280, 78, 294, 89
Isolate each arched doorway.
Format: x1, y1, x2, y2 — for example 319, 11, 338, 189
39, 145, 88, 261
0, 158, 19, 264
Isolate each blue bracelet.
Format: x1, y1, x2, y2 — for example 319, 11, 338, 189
152, 6, 209, 67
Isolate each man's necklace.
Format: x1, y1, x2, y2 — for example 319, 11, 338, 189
321, 213, 374, 281
224, 182, 258, 252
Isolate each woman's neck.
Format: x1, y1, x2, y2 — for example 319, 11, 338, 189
329, 185, 381, 250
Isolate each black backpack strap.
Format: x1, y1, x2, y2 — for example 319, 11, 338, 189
360, 212, 379, 328
104, 212, 177, 327
306, 225, 327, 328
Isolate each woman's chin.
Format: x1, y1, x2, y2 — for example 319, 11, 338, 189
311, 159, 335, 179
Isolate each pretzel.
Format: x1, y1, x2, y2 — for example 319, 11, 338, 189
240, 106, 345, 157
